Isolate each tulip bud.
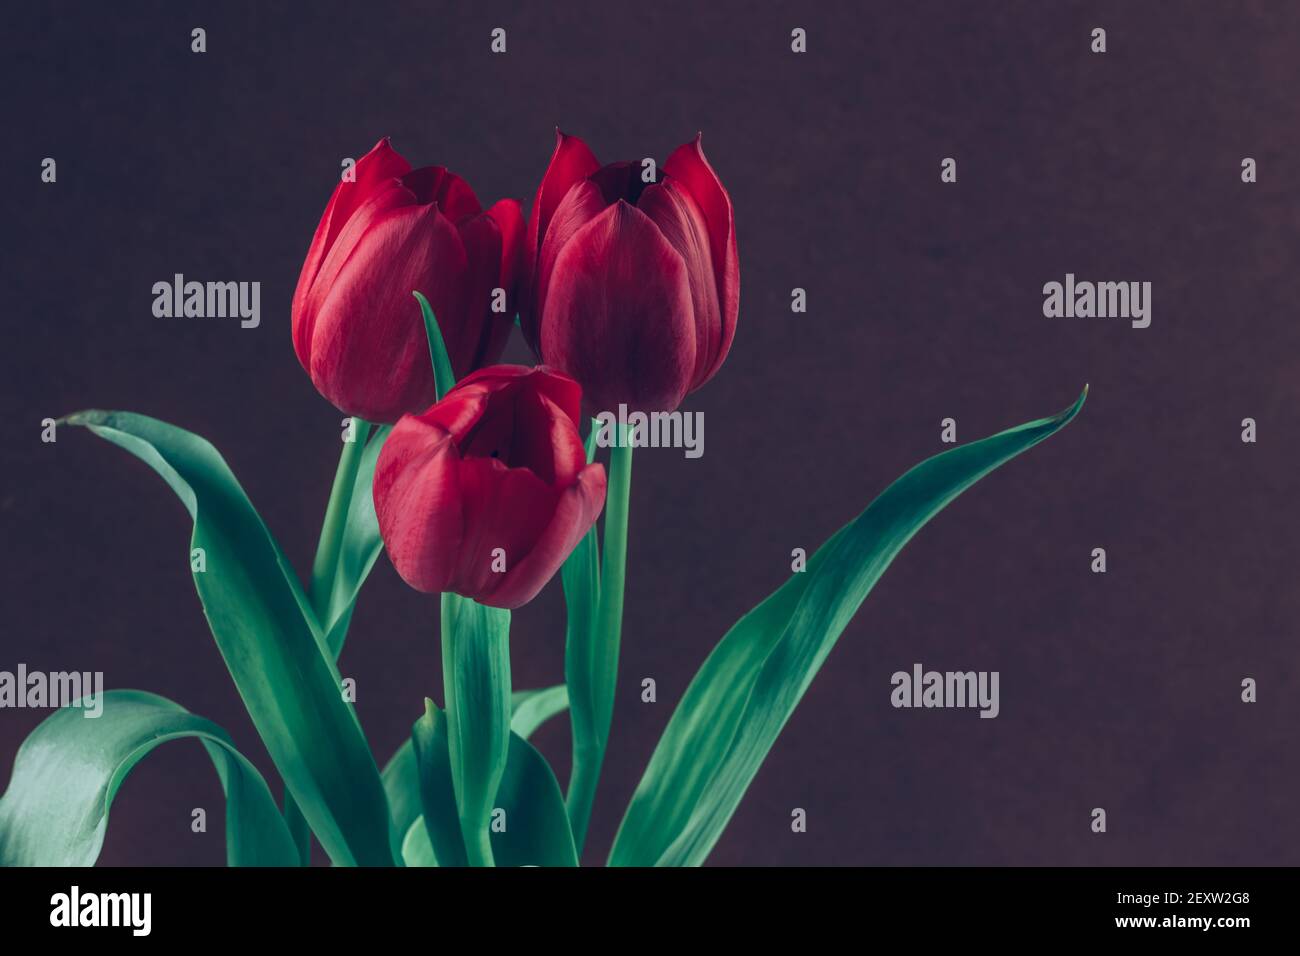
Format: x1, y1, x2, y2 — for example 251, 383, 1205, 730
293, 138, 524, 423
522, 132, 739, 414
373, 365, 606, 608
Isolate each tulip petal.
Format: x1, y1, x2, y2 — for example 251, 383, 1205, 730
456, 211, 513, 375
518, 389, 586, 487
527, 131, 601, 294
451, 458, 560, 602
401, 165, 482, 221
525, 366, 584, 427
540, 201, 697, 414
638, 179, 723, 391
373, 421, 464, 594
424, 379, 495, 444
590, 161, 654, 206
308, 203, 467, 422
292, 139, 410, 368
450, 376, 583, 486
486, 198, 525, 299
454, 364, 536, 390
481, 463, 607, 609
528, 179, 608, 350
663, 135, 739, 385
450, 366, 584, 434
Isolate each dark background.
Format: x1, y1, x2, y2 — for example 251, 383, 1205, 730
3, 1, 1297, 866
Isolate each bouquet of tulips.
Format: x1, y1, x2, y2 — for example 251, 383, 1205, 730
0, 133, 1083, 867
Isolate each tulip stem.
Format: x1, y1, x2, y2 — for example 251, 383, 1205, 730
282, 416, 373, 866
310, 417, 372, 626
441, 593, 512, 867
567, 430, 633, 853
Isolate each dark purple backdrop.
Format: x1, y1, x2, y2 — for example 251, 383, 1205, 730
3, 1, 1297, 866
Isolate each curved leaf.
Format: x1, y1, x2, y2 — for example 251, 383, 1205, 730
493, 732, 579, 867
399, 817, 438, 867
610, 389, 1087, 866
381, 737, 437, 867
510, 685, 570, 740
65, 410, 396, 867
0, 690, 297, 866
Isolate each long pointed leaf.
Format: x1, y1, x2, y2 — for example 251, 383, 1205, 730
610, 388, 1087, 866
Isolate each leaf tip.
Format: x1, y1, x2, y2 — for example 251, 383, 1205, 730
59, 410, 100, 428
1055, 385, 1088, 426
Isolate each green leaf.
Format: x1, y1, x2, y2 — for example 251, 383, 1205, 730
609, 388, 1087, 866
414, 291, 456, 402
410, 701, 468, 867
381, 737, 438, 867
0, 690, 298, 866
510, 685, 570, 740
492, 732, 579, 867
65, 411, 396, 867
385, 688, 567, 868
440, 593, 512, 866
412, 700, 577, 867
323, 424, 393, 655
399, 817, 438, 867
380, 738, 422, 864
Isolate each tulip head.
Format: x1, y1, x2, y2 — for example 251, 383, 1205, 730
293, 139, 524, 423
523, 132, 739, 414
373, 365, 606, 609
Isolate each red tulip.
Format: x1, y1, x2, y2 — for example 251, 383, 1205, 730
373, 365, 606, 608
293, 138, 524, 423
522, 132, 739, 414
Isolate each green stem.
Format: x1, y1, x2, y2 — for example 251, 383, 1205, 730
566, 743, 604, 854
310, 418, 372, 626
283, 417, 372, 866
441, 593, 512, 867
567, 431, 633, 853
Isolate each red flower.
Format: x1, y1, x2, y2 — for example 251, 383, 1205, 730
522, 132, 739, 414
373, 365, 606, 608
293, 139, 524, 423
